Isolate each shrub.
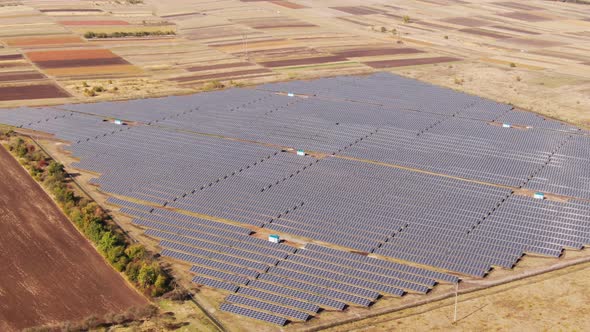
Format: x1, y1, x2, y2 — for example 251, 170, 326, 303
203, 80, 225, 91
83, 30, 175, 39
84, 88, 96, 97
403, 15, 411, 23
6, 135, 172, 297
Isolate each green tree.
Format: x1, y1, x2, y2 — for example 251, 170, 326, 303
125, 243, 146, 261
137, 263, 157, 287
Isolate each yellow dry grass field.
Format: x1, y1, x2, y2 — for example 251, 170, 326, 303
325, 262, 590, 332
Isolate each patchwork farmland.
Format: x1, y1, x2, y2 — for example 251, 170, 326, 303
0, 72, 589, 330
0, 144, 147, 332
0, 0, 588, 128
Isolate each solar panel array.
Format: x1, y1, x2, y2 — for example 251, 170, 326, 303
1, 72, 589, 326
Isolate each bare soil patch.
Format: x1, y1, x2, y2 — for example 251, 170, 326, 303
0, 71, 45, 82
0, 146, 146, 332
0, 84, 70, 101
172, 68, 272, 82
334, 48, 424, 57
34, 57, 130, 69
26, 49, 119, 62
186, 62, 255, 72
0, 54, 23, 61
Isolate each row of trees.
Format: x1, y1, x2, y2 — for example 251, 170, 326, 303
4, 132, 171, 297
84, 30, 175, 39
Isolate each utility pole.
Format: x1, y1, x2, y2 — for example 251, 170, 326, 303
453, 281, 459, 324
242, 33, 248, 61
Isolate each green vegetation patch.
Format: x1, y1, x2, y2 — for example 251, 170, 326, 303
2, 130, 171, 297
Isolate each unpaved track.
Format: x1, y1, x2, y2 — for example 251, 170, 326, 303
0, 145, 146, 331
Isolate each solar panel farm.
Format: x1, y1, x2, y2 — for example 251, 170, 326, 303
1, 0, 590, 331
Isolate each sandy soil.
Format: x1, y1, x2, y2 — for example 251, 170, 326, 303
0, 145, 147, 331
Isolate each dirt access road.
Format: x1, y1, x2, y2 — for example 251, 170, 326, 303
0, 145, 146, 331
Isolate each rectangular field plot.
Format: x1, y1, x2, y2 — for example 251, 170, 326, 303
0, 84, 70, 101
0, 72, 588, 326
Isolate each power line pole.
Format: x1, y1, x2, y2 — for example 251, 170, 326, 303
453, 281, 459, 324
242, 33, 248, 61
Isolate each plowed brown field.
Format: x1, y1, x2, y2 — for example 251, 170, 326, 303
26, 49, 119, 62
0, 84, 70, 101
0, 146, 146, 332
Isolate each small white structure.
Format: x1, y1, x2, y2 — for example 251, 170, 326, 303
533, 192, 545, 200
287, 92, 294, 97
114, 119, 124, 125
296, 149, 305, 156
268, 234, 280, 243
502, 123, 512, 128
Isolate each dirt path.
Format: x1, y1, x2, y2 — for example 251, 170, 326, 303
0, 145, 147, 331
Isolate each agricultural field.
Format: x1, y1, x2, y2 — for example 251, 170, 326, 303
0, 0, 587, 127
0, 144, 147, 331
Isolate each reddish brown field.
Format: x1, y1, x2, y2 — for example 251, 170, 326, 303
0, 84, 70, 101
3, 36, 84, 47
334, 48, 424, 57
59, 20, 130, 26
34, 57, 129, 69
0, 146, 146, 332
0, 63, 26, 69
336, 17, 372, 26
172, 68, 272, 82
259, 55, 348, 67
270, 0, 307, 9
0, 71, 46, 82
364, 56, 461, 68
186, 62, 255, 72
0, 54, 23, 61
26, 49, 118, 62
